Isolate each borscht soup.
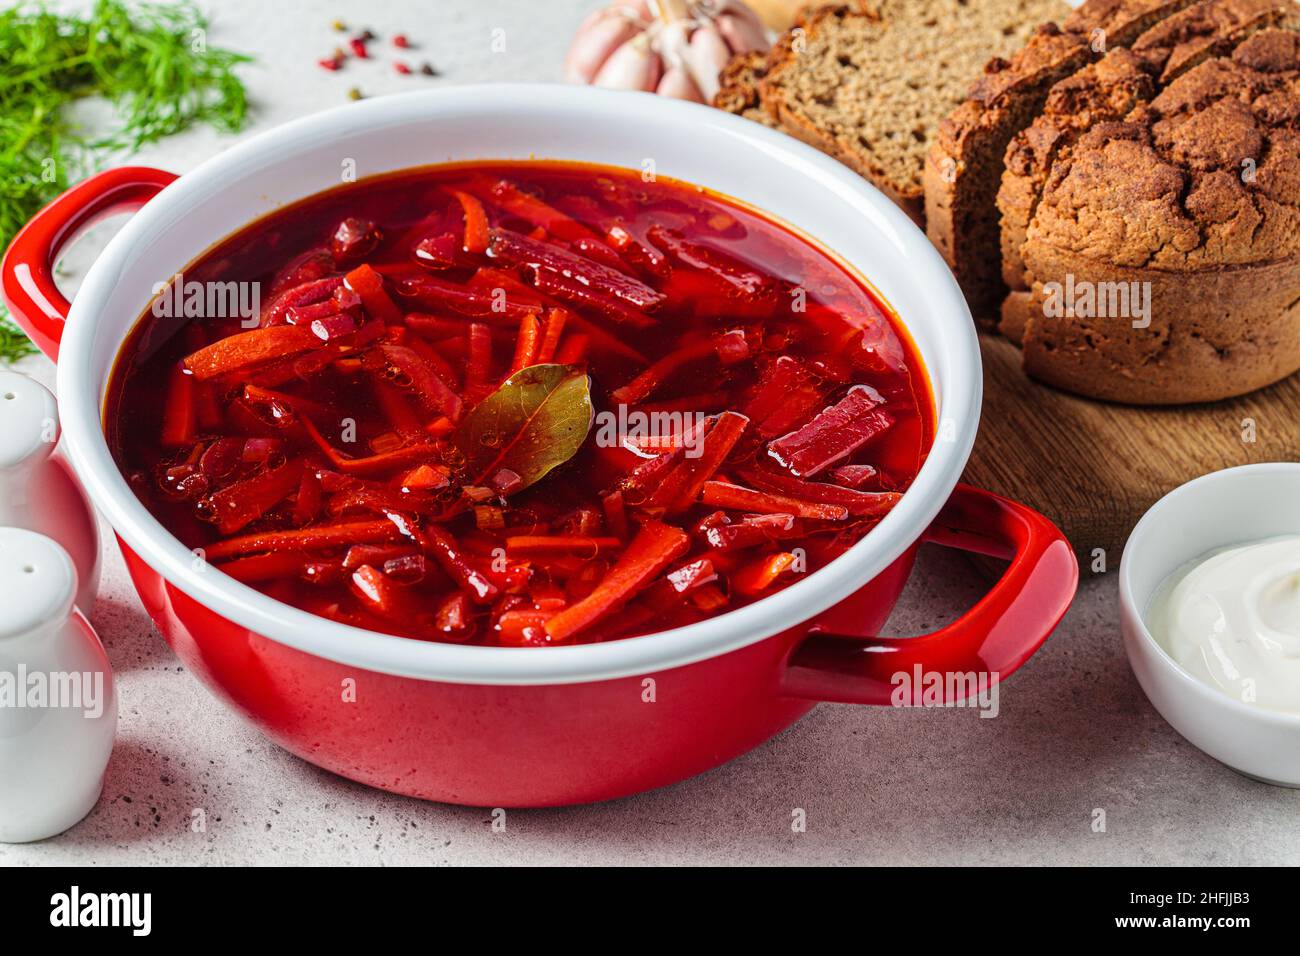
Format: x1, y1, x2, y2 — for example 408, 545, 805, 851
106, 161, 933, 646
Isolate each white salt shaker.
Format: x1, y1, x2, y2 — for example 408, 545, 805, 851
0, 528, 117, 842
0, 370, 100, 616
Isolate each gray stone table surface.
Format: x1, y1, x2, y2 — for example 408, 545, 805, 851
5, 0, 1296, 867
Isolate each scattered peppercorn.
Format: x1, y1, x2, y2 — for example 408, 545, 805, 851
393, 34, 410, 49
318, 55, 343, 71
420, 62, 440, 76
395, 61, 411, 75
331, 19, 346, 32
359, 29, 376, 42
349, 37, 368, 58
347, 87, 363, 100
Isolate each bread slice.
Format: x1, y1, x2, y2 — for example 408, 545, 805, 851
1131, 0, 1300, 81
757, 0, 1067, 223
714, 50, 778, 127
997, 0, 1299, 339
923, 0, 1200, 316
997, 49, 1156, 316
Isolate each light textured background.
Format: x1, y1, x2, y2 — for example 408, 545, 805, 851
5, 0, 1298, 867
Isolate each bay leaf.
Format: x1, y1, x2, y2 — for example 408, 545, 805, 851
453, 363, 593, 494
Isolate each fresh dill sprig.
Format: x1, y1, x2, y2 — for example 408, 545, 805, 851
0, 0, 252, 362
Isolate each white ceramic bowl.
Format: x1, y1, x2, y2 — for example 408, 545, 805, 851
1120, 463, 1300, 787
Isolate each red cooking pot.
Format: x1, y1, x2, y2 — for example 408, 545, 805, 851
1, 86, 1076, 806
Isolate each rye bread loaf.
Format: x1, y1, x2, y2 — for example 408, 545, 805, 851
1015, 29, 1300, 403
998, 0, 1298, 339
923, 0, 1200, 315
753, 0, 1066, 222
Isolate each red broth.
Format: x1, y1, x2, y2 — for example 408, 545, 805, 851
106, 162, 933, 646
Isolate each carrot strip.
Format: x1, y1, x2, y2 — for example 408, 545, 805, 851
206, 458, 306, 535
543, 520, 689, 641
400, 463, 451, 491
183, 325, 319, 381
496, 608, 556, 646
466, 322, 492, 390
452, 190, 490, 254
344, 264, 403, 324
214, 550, 312, 584
203, 520, 403, 561
474, 179, 604, 244
536, 307, 568, 363
510, 312, 541, 374
505, 536, 623, 557
299, 416, 440, 477
698, 481, 849, 520
690, 583, 728, 612
652, 411, 749, 513
160, 363, 196, 448
731, 552, 798, 596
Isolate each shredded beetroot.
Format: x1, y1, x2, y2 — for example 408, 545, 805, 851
743, 356, 825, 438
739, 468, 901, 517
767, 386, 894, 477
111, 163, 928, 647
487, 228, 665, 311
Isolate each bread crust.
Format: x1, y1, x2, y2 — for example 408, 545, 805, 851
924, 0, 1201, 315
760, 1, 1068, 227
1016, 28, 1300, 403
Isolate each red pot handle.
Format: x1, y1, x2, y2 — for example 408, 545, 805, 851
781, 484, 1077, 705
1, 166, 178, 361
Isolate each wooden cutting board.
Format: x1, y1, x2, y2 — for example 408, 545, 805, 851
961, 333, 1300, 570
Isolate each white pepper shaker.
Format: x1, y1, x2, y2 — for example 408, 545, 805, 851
0, 370, 100, 617
0, 528, 117, 842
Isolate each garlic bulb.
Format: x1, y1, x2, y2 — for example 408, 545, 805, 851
564, 0, 770, 102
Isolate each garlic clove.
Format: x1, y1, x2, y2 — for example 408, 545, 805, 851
564, 9, 644, 84
716, 8, 771, 55
656, 64, 705, 102
593, 34, 663, 92
681, 23, 733, 102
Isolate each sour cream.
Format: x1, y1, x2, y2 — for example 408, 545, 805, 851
1146, 535, 1300, 715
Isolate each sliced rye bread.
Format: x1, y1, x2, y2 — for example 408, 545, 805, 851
997, 0, 1299, 341
1131, 0, 1300, 80
756, 0, 1067, 223
1015, 29, 1300, 403
713, 50, 779, 127
923, 0, 1200, 317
